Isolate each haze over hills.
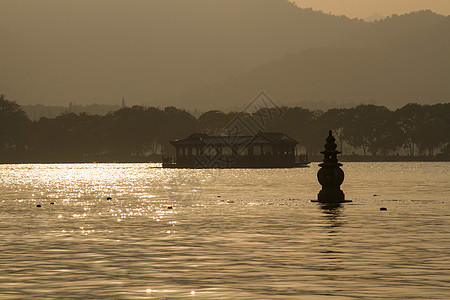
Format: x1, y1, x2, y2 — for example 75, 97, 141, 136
0, 0, 362, 106
0, 0, 448, 110
364, 13, 385, 22
170, 13, 450, 110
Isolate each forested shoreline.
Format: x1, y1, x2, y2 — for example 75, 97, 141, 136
1, 94, 449, 163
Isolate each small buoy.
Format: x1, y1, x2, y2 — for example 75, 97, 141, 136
106, 197, 112, 200
167, 206, 173, 209
380, 207, 387, 211
36, 204, 42, 208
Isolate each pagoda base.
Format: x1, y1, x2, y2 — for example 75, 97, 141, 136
317, 190, 347, 203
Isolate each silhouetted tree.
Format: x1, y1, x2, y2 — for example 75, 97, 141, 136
343, 105, 400, 156
198, 110, 231, 135
1, 98, 449, 162
0, 94, 31, 159
316, 108, 348, 153
161, 106, 199, 153
265, 106, 321, 156
395, 103, 424, 156
413, 117, 448, 156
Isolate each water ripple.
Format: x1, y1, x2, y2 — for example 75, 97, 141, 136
0, 163, 449, 299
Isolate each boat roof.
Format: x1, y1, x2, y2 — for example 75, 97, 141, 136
170, 132, 298, 146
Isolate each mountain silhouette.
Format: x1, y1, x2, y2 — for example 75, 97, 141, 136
0, 1, 447, 108
168, 12, 450, 110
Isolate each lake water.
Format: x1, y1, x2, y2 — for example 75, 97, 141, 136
0, 162, 449, 299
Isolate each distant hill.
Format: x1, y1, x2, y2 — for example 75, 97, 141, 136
169, 14, 450, 110
0, 1, 447, 108
0, 0, 364, 106
23, 104, 120, 121
341, 10, 446, 48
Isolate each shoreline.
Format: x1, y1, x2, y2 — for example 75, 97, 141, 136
1, 156, 449, 165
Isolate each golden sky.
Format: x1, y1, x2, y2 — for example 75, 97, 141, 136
295, 0, 450, 18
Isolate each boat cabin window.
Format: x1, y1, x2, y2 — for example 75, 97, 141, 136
238, 146, 248, 156
206, 146, 217, 157
262, 145, 273, 155
274, 146, 280, 155
222, 146, 232, 156
253, 145, 261, 156
282, 147, 293, 155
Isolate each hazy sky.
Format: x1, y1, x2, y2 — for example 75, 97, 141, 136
295, 0, 450, 18
1, 0, 449, 107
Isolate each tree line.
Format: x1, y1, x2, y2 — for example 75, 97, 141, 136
1, 94, 449, 162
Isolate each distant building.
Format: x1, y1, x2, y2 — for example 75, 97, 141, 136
163, 132, 308, 168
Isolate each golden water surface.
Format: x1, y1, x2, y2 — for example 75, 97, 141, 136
0, 162, 449, 299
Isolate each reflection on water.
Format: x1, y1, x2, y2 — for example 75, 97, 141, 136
319, 202, 345, 229
0, 163, 449, 299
